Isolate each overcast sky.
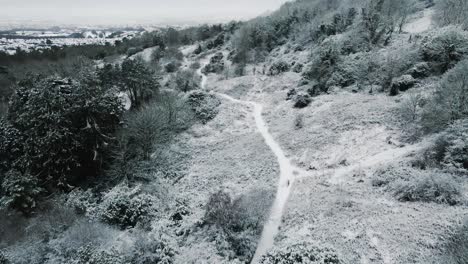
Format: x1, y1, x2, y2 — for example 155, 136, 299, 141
0, 0, 290, 25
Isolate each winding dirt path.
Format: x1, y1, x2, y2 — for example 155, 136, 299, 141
196, 57, 302, 263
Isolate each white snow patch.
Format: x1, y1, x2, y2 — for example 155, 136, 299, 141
404, 9, 434, 34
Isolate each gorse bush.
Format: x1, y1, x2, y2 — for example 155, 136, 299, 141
421, 59, 468, 132
186, 91, 221, 124
204, 189, 273, 261
72, 245, 124, 264
373, 166, 463, 205
428, 120, 468, 172
421, 27, 468, 74
172, 69, 200, 92
391, 171, 462, 205
99, 185, 157, 229
442, 218, 468, 264
268, 60, 290, 76
303, 39, 342, 94
202, 52, 225, 74
260, 243, 340, 264
129, 232, 176, 264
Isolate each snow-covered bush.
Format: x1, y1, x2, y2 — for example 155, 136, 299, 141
292, 63, 304, 73
127, 47, 144, 57
0, 170, 43, 215
171, 69, 200, 92
294, 114, 304, 130
71, 245, 124, 264
260, 243, 340, 264
286, 88, 297, 101
203, 189, 274, 260
421, 59, 468, 132
66, 189, 100, 218
431, 120, 468, 172
202, 52, 225, 74
190, 62, 201, 70
294, 93, 312, 108
164, 61, 181, 73
128, 232, 176, 264
391, 172, 462, 205
204, 191, 232, 228
162, 47, 184, 61
421, 27, 468, 74
441, 218, 468, 264
186, 91, 221, 124
407, 62, 431, 79
99, 185, 158, 229
303, 39, 341, 93
373, 166, 463, 205
45, 220, 119, 262
268, 60, 290, 76
389, 75, 416, 96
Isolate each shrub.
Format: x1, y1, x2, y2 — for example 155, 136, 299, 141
202, 53, 225, 74
430, 120, 468, 172
294, 114, 304, 130
128, 232, 176, 264
127, 47, 144, 57
391, 172, 462, 205
407, 62, 431, 79
421, 59, 468, 132
186, 91, 221, 124
203, 191, 233, 228
442, 218, 468, 264
172, 69, 200, 92
73, 245, 124, 264
150, 47, 164, 63
286, 89, 297, 101
292, 63, 304, 73
294, 93, 312, 108
99, 185, 157, 229
0, 170, 43, 215
302, 39, 342, 93
163, 47, 184, 61
389, 75, 416, 96
421, 27, 468, 74
260, 243, 340, 264
268, 60, 290, 76
190, 62, 201, 70
203, 189, 274, 260
164, 61, 181, 73
46, 220, 119, 261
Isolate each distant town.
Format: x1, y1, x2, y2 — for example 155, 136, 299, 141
0, 27, 145, 54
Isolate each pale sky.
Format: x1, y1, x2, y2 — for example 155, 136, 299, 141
0, 0, 290, 25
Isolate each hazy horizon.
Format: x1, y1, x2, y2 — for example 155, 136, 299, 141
0, 0, 290, 26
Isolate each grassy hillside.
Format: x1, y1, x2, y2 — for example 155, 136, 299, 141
1, 0, 468, 263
